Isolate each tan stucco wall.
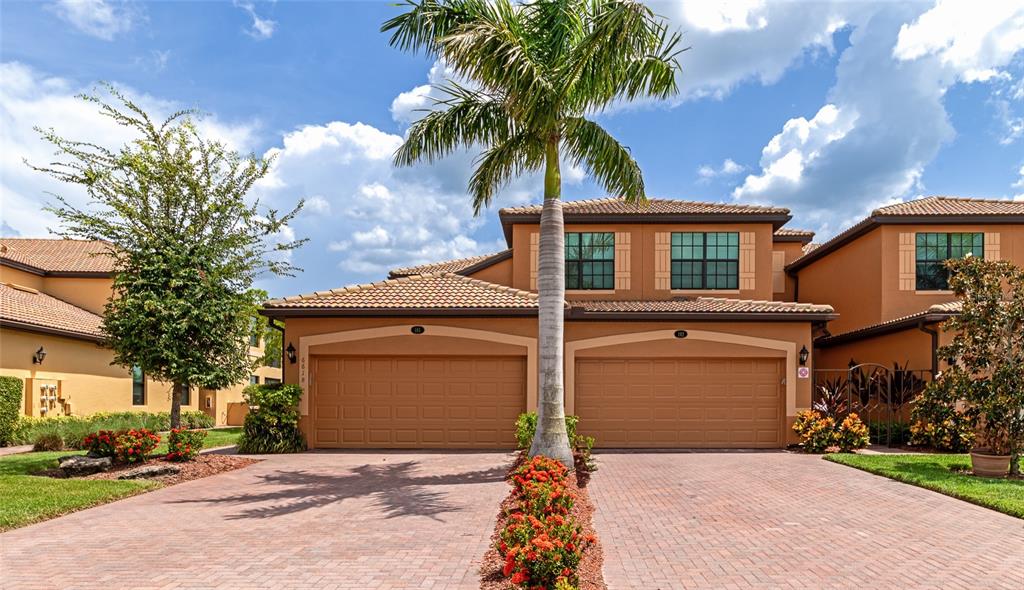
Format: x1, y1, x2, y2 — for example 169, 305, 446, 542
0, 265, 45, 290
0, 327, 275, 425
509, 222, 777, 301
465, 255, 513, 285
40, 276, 113, 316
772, 241, 806, 301
283, 315, 814, 447
795, 228, 883, 334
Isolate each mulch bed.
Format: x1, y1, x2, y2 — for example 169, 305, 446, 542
41, 454, 258, 485
480, 454, 607, 590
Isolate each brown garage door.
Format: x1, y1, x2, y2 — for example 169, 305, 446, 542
311, 356, 525, 448
575, 358, 783, 448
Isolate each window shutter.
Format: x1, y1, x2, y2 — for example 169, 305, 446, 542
655, 232, 671, 290
899, 232, 915, 291
771, 251, 786, 293
530, 231, 539, 291
614, 232, 631, 290
984, 232, 1000, 261
739, 232, 756, 291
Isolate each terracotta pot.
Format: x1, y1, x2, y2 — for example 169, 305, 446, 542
969, 450, 1011, 478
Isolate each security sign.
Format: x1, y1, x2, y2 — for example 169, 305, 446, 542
797, 367, 810, 379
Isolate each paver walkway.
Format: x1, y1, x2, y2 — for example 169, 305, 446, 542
1, 451, 513, 590
590, 451, 1024, 589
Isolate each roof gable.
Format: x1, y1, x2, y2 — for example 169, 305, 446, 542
388, 250, 512, 278
0, 283, 104, 341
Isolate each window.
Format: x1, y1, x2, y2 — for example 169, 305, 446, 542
915, 233, 983, 290
264, 377, 281, 385
671, 232, 739, 290
249, 375, 260, 385
177, 383, 190, 406
565, 232, 614, 290
249, 332, 260, 347
131, 366, 145, 406
267, 355, 282, 369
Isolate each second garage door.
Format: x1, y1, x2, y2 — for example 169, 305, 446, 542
310, 355, 525, 448
575, 357, 783, 448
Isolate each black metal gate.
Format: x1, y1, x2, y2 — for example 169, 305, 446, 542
812, 362, 932, 447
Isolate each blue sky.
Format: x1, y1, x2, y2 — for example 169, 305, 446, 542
2, 0, 1023, 297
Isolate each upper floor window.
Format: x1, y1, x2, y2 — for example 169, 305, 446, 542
671, 232, 739, 290
265, 377, 282, 385
249, 375, 260, 385
565, 232, 614, 290
915, 232, 983, 291
131, 366, 145, 406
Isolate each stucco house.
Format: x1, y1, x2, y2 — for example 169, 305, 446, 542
263, 197, 839, 449
0, 238, 281, 425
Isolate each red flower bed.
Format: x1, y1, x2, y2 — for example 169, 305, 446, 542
82, 430, 118, 457
486, 455, 603, 590
114, 429, 160, 464
166, 428, 207, 462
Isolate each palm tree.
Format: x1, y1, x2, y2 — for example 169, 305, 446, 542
382, 0, 682, 463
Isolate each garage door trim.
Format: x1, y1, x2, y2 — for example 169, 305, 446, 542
566, 329, 797, 417
298, 325, 537, 415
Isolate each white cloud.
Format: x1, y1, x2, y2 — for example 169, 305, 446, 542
893, 0, 1024, 83
1013, 165, 1024, 200
304, 195, 330, 213
390, 61, 459, 123
697, 158, 745, 182
50, 0, 134, 41
234, 1, 276, 40
0, 62, 259, 238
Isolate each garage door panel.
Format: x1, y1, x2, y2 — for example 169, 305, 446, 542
577, 357, 782, 449
311, 356, 525, 448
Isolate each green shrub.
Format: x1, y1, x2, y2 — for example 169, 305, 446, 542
0, 376, 23, 446
181, 410, 214, 429
793, 410, 837, 452
868, 421, 911, 445
237, 383, 306, 454
909, 382, 976, 452
514, 412, 580, 449
114, 429, 160, 463
32, 432, 65, 451
167, 428, 207, 461
836, 413, 870, 452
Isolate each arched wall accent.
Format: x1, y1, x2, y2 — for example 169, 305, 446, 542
298, 325, 537, 415
565, 329, 797, 417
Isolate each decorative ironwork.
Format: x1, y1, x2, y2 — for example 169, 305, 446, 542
813, 362, 932, 447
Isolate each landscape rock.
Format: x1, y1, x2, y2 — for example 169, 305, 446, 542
58, 455, 112, 476
118, 463, 181, 480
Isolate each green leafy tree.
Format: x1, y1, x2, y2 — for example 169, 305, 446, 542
937, 256, 1024, 474
30, 85, 304, 428
382, 0, 682, 463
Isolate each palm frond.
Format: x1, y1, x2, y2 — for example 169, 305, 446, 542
562, 117, 644, 202
468, 131, 544, 213
393, 87, 515, 167
380, 0, 488, 54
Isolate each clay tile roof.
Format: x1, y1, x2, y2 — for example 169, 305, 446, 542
802, 242, 822, 254
0, 283, 104, 340
774, 228, 815, 238
572, 297, 835, 315
263, 273, 539, 311
0, 238, 115, 274
817, 301, 961, 346
500, 197, 790, 216
873, 196, 1024, 217
389, 250, 511, 278
787, 196, 1024, 273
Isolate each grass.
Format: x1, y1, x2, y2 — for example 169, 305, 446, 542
825, 453, 1024, 519
0, 427, 243, 531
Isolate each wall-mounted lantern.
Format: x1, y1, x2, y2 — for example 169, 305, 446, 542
285, 342, 297, 364
32, 346, 47, 365
799, 345, 809, 366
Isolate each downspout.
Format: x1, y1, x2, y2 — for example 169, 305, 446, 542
917, 320, 939, 376
267, 317, 286, 384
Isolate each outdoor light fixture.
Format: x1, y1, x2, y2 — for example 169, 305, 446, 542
285, 343, 297, 364
673, 330, 688, 339
410, 326, 425, 335
32, 346, 47, 365
799, 346, 809, 366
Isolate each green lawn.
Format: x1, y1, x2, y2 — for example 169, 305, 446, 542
0, 427, 243, 531
825, 453, 1024, 519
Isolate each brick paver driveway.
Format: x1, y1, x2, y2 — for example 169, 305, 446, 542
590, 452, 1024, 589
1, 451, 512, 590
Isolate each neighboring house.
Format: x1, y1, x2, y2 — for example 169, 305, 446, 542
787, 197, 1024, 374
263, 198, 838, 450
0, 238, 281, 425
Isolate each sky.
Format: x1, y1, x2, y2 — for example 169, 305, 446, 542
1, 0, 1023, 298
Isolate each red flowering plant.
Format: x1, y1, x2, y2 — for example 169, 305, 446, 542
114, 428, 160, 464
82, 430, 118, 458
166, 428, 207, 462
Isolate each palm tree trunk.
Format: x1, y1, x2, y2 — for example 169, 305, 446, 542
170, 381, 182, 429
529, 137, 574, 466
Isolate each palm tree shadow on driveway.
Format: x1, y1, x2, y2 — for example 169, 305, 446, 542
169, 455, 509, 522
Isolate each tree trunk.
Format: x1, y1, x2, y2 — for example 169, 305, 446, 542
529, 138, 574, 466
170, 381, 182, 429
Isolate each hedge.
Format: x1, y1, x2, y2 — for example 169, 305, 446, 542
0, 376, 24, 446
